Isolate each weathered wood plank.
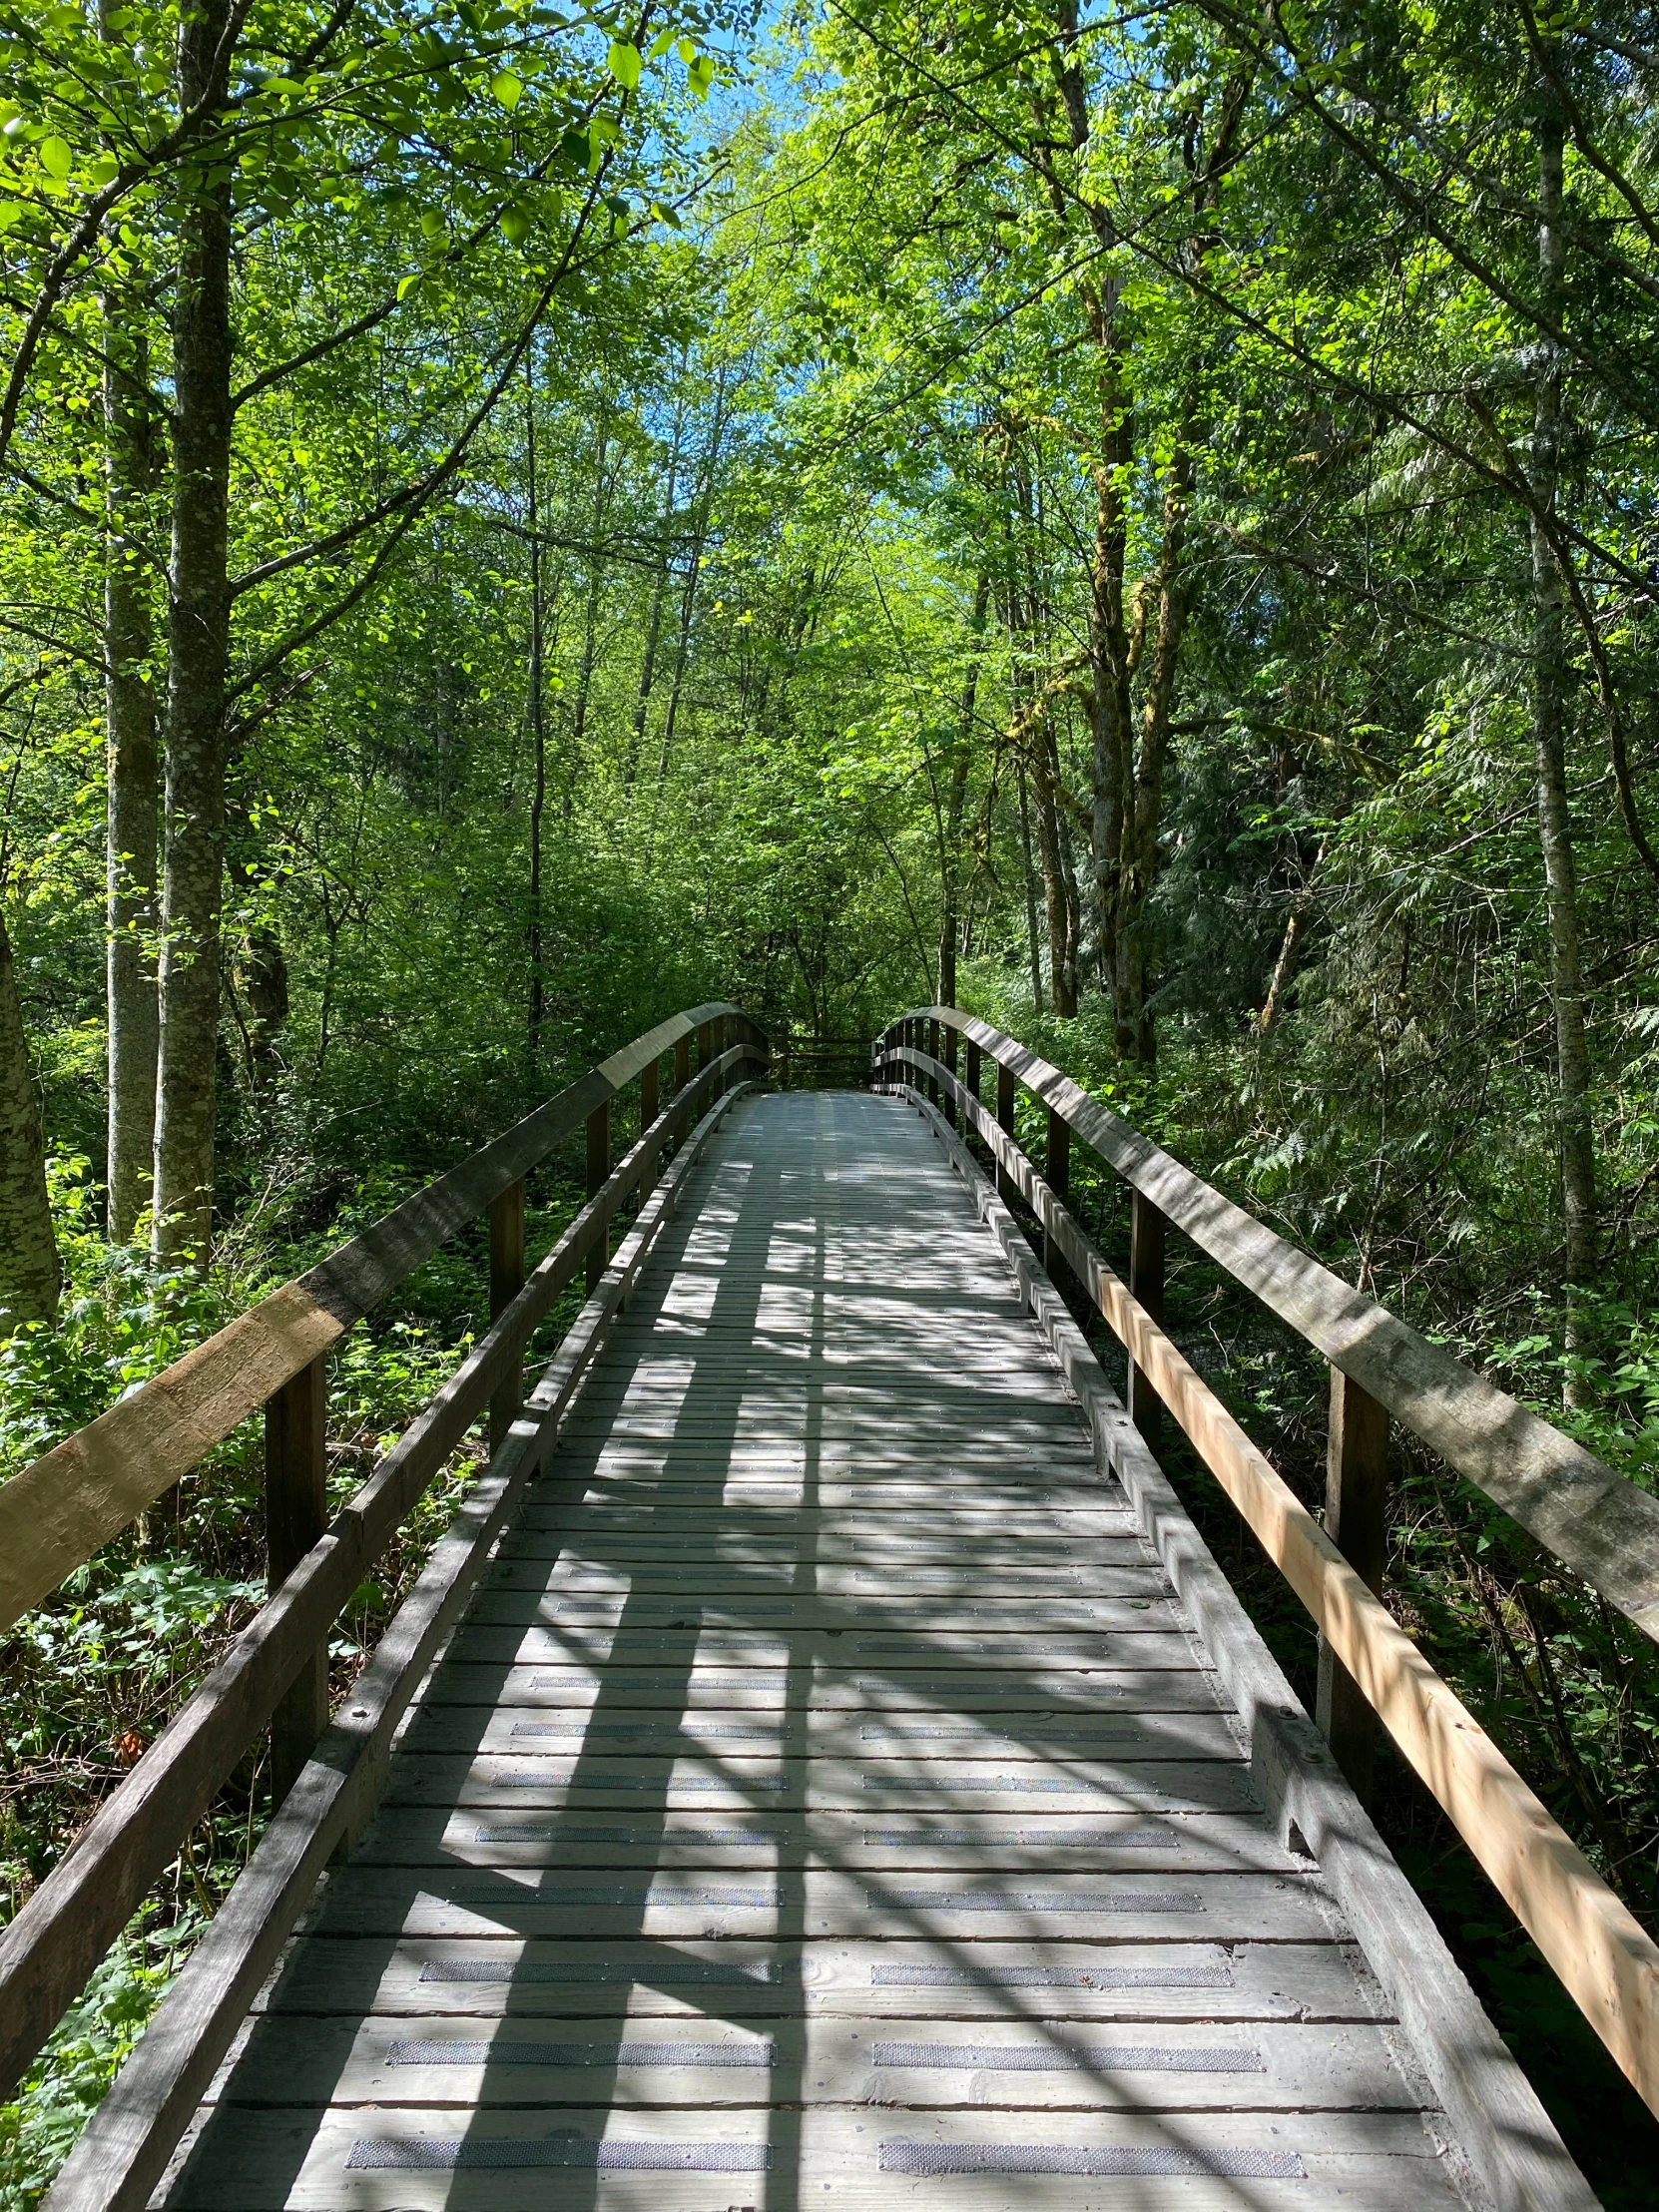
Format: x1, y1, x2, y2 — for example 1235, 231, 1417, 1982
348, 1804, 1297, 1872
214, 2011, 1423, 2112
163, 2104, 1465, 2211
310, 1863, 1326, 1940
259, 1935, 1369, 2021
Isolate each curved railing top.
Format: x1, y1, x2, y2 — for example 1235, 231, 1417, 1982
879, 1006, 1659, 1644
0, 1002, 761, 1634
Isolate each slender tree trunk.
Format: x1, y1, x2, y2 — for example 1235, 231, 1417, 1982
1016, 760, 1044, 1015
154, 0, 235, 1261
624, 388, 686, 790
238, 924, 287, 1088
937, 571, 989, 1007
1026, 714, 1078, 1016
103, 293, 160, 1241
1112, 443, 1193, 1061
564, 406, 612, 815
0, 908, 60, 1333
655, 366, 731, 789
1530, 96, 1597, 1402
525, 373, 548, 1062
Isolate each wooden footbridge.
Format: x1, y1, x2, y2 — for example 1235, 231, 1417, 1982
5, 1005, 1659, 2209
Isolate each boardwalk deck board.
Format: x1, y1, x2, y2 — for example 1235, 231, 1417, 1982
156, 1093, 1502, 2209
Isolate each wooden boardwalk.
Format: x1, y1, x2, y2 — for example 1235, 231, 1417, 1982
163, 1090, 1477, 2208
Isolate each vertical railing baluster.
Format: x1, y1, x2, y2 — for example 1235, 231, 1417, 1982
639, 1056, 661, 1199
943, 1022, 958, 1131
1127, 1190, 1166, 1451
265, 1355, 329, 1810
488, 1179, 526, 1452
964, 1036, 981, 1157
1044, 1106, 1070, 1282
586, 1098, 610, 1292
1317, 1368, 1389, 1804
995, 1060, 1017, 1210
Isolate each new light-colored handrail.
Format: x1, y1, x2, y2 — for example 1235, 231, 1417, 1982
875, 1030, 1659, 2121
879, 1007, 1659, 1644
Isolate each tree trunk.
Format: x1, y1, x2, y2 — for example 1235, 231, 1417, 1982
937, 571, 989, 1007
1015, 759, 1044, 1015
1112, 444, 1193, 1061
103, 291, 160, 1242
0, 908, 60, 1333
1530, 96, 1597, 1403
238, 923, 287, 1087
153, 0, 235, 1262
624, 386, 686, 790
525, 371, 548, 1063
1027, 713, 1079, 1016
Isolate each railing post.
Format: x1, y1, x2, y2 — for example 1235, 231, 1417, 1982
1127, 1190, 1166, 1450
942, 1022, 958, 1132
1044, 1105, 1070, 1282
674, 1030, 691, 1094
265, 1354, 328, 1811
712, 1012, 727, 1094
964, 1037, 981, 1138
995, 1060, 1017, 1210
586, 1098, 610, 1293
1317, 1367, 1389, 1804
641, 1052, 660, 1134
488, 1178, 525, 1453
926, 1017, 940, 1108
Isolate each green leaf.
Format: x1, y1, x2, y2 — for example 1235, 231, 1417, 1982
0, 200, 24, 230
648, 25, 678, 58
499, 206, 529, 242
397, 272, 421, 298
676, 35, 696, 61
39, 135, 72, 179
606, 39, 641, 90
489, 68, 523, 108
687, 54, 713, 99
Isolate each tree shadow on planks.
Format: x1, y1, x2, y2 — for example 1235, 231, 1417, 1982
164, 1090, 1432, 2211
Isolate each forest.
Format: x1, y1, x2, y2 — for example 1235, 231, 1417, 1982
3, 0, 1659, 2199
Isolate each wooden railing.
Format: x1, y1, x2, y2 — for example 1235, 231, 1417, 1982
875, 1006, 1659, 2122
0, 1005, 768, 2117
774, 1033, 872, 1090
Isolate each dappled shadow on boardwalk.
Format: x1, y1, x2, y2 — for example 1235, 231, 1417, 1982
169, 1092, 1457, 2212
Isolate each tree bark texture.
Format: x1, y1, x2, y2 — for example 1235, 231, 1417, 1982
1111, 444, 1194, 1061
154, 0, 235, 1261
0, 909, 60, 1334
1530, 97, 1598, 1401
525, 371, 548, 1062
937, 572, 989, 1006
103, 295, 160, 1241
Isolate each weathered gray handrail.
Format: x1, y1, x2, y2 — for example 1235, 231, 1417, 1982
0, 1002, 753, 1633
877, 1007, 1659, 1646
0, 1008, 767, 2104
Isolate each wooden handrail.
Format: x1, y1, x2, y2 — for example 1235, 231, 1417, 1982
0, 1001, 755, 1634
877, 1043, 1659, 2120
879, 1007, 1659, 1646
37, 1074, 757, 2212
0, 1013, 766, 2102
